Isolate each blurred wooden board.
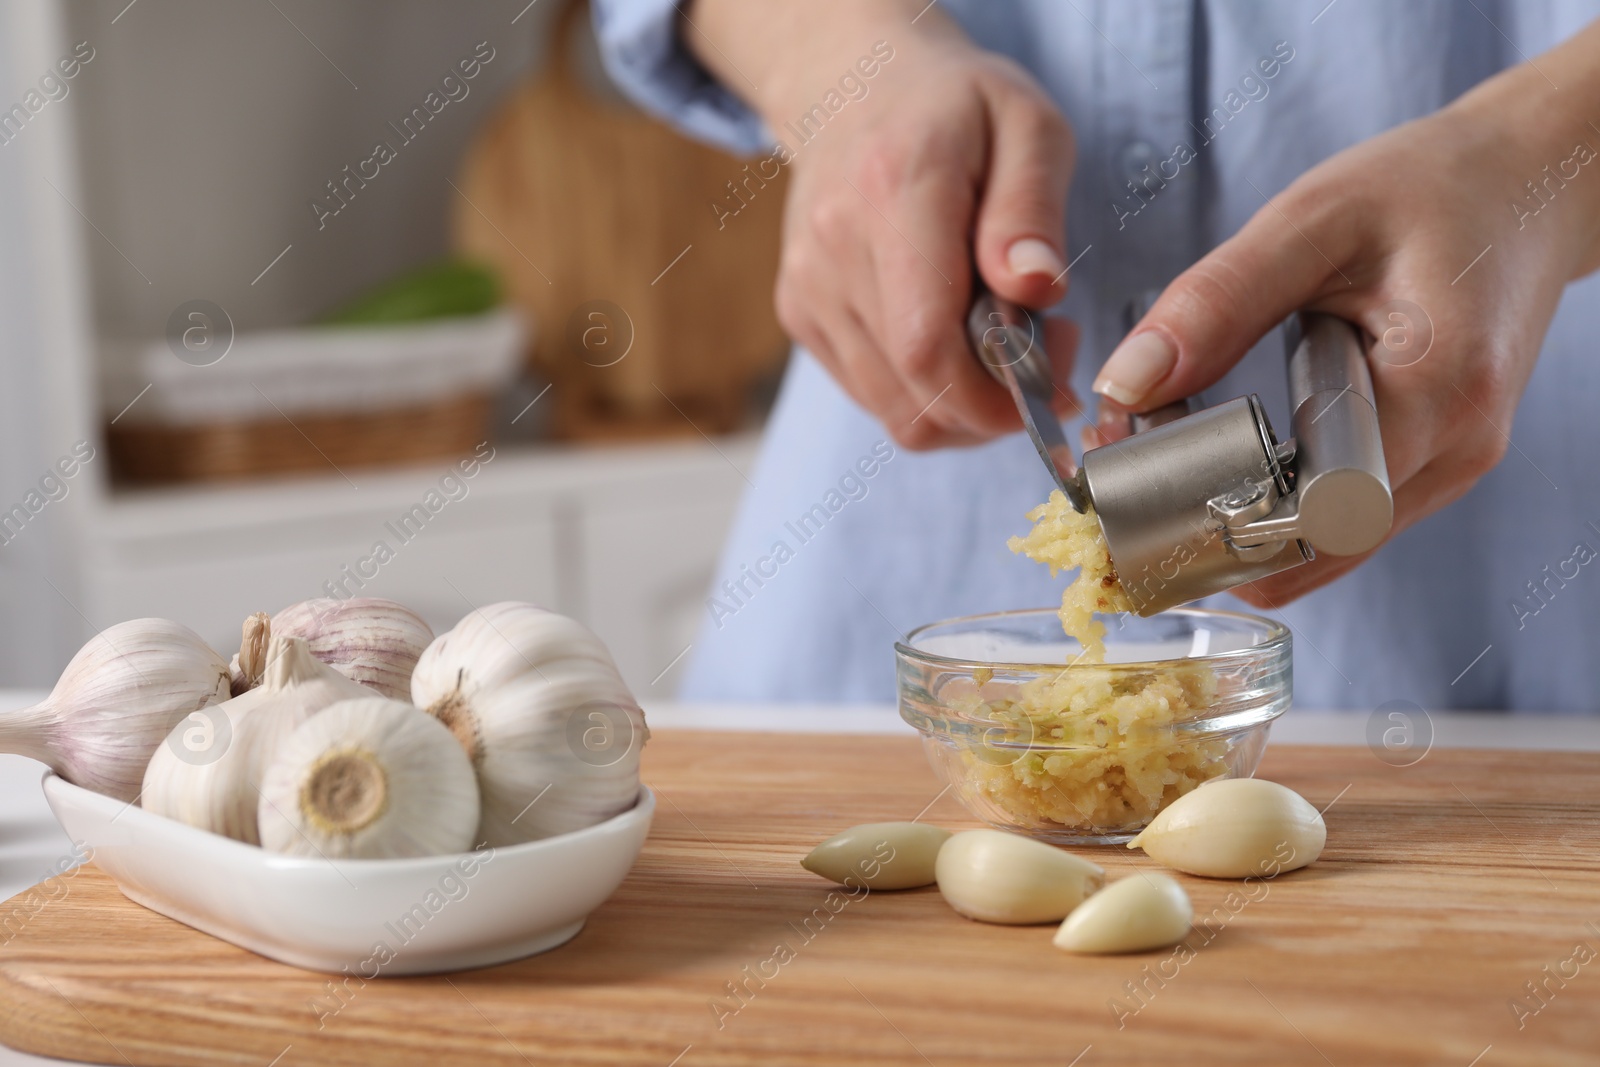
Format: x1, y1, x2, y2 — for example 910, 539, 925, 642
2, 733, 1598, 1066
453, 0, 789, 440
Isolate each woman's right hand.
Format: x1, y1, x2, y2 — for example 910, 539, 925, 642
686, 1, 1081, 449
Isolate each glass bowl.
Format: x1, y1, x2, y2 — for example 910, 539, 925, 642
896, 607, 1292, 845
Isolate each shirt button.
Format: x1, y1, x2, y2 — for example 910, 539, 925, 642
1116, 140, 1156, 185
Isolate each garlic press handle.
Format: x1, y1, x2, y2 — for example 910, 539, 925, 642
967, 290, 1087, 511
1283, 313, 1393, 556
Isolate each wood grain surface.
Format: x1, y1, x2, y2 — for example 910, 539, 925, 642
1, 733, 1598, 1066
452, 0, 790, 442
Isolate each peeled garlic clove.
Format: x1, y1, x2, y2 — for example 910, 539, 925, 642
257, 697, 479, 859
802, 822, 952, 890
245, 598, 433, 700
143, 635, 371, 844
410, 602, 646, 847
0, 619, 230, 801
1128, 777, 1326, 879
1054, 873, 1192, 954
935, 829, 1104, 925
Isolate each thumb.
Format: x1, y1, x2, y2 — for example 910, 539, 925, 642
1092, 193, 1349, 411
972, 78, 1075, 309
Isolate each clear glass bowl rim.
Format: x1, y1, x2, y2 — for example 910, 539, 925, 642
894, 605, 1291, 673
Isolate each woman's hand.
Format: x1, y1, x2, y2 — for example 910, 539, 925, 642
1091, 21, 1600, 608
685, 0, 1081, 449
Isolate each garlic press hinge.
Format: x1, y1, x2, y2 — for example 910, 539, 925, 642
1206, 473, 1309, 563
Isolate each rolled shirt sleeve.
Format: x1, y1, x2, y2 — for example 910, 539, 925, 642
590, 0, 772, 155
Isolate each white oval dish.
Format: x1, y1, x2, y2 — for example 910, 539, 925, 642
42, 771, 654, 975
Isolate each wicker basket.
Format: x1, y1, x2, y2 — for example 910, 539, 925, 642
102, 310, 523, 486
108, 394, 492, 486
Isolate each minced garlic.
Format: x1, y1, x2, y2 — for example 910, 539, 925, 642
953, 490, 1228, 835
949, 661, 1224, 834
1006, 491, 1131, 662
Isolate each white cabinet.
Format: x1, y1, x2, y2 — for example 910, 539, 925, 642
578, 462, 753, 697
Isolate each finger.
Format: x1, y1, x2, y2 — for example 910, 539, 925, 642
1230, 551, 1367, 611
833, 297, 983, 449
776, 207, 946, 443
796, 170, 883, 319
1092, 185, 1362, 412
868, 173, 1019, 439
777, 285, 922, 440
971, 74, 1075, 309
810, 245, 990, 447
1041, 314, 1084, 419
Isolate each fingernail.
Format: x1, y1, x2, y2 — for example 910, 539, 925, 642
1093, 331, 1177, 407
1006, 238, 1066, 281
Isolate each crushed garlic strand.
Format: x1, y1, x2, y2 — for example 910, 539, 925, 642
1006, 490, 1131, 662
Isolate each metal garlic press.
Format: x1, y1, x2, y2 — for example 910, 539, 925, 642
968, 292, 1393, 615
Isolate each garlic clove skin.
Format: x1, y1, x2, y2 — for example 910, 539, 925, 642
411, 602, 646, 847
935, 829, 1105, 925
0, 619, 231, 802
257, 696, 480, 859
235, 598, 433, 701
1128, 777, 1326, 879
228, 612, 271, 696
802, 822, 952, 890
1054, 873, 1192, 954
142, 635, 372, 844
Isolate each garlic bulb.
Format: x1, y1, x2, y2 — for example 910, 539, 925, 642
229, 598, 433, 700
143, 635, 370, 843
410, 602, 647, 847
0, 619, 230, 802
935, 829, 1105, 925
1054, 873, 1192, 954
802, 822, 952, 890
1128, 777, 1326, 879
257, 696, 480, 859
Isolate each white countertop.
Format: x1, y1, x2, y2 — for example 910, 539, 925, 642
2, 692, 1597, 1067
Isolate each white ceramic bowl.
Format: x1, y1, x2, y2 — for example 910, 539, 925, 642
42, 772, 654, 975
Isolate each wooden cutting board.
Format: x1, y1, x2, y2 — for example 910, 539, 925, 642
2, 733, 1597, 1066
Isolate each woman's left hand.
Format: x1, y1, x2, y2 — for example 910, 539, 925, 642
1089, 19, 1600, 609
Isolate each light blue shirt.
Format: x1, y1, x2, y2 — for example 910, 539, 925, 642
594, 0, 1600, 712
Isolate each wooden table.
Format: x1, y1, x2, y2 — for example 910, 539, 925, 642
2, 729, 1598, 1066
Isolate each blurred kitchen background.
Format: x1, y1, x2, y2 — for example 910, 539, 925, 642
0, 0, 789, 695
